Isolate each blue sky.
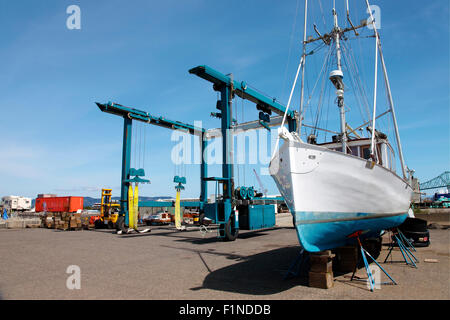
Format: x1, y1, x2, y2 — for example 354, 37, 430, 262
0, 0, 448, 199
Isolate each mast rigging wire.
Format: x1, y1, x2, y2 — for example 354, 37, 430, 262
271, 54, 304, 160
280, 0, 301, 103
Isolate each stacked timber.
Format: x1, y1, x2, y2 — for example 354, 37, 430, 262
309, 250, 335, 289
41, 212, 92, 231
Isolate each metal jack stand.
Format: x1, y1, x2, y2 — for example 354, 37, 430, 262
384, 228, 418, 268
284, 248, 310, 280
349, 231, 397, 292
398, 228, 417, 252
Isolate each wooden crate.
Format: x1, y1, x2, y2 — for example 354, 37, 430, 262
308, 250, 335, 289
309, 271, 334, 289
310, 260, 332, 273
39, 212, 89, 231
310, 250, 335, 269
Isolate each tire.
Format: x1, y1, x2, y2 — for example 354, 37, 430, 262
363, 237, 382, 260
94, 219, 104, 229
107, 220, 114, 229
224, 215, 239, 241
116, 216, 127, 233
351, 237, 382, 269
198, 213, 205, 226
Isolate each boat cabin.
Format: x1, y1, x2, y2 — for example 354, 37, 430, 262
318, 137, 396, 171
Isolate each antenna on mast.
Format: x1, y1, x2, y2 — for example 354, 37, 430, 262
313, 24, 330, 45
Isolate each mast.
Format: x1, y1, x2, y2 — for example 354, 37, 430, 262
364, 0, 408, 179
333, 8, 342, 71
298, 0, 308, 137
369, 20, 379, 160
330, 4, 347, 153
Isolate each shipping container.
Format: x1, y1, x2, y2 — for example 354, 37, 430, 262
35, 197, 84, 213
37, 194, 57, 199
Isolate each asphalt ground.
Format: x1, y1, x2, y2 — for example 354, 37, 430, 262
0, 214, 448, 300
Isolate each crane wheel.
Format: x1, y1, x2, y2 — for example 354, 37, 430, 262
198, 213, 205, 225
224, 215, 239, 241
116, 216, 127, 234
94, 219, 104, 229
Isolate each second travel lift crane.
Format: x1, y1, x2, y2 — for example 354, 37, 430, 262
96, 102, 208, 232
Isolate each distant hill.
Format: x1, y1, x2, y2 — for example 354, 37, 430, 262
83, 196, 173, 208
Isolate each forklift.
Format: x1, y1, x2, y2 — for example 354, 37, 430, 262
93, 189, 120, 229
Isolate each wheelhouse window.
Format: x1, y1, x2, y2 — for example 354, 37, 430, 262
361, 145, 371, 160
349, 146, 359, 157
359, 144, 383, 165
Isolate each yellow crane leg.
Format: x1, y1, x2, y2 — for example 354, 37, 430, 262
133, 184, 139, 229
174, 189, 182, 230
128, 185, 135, 229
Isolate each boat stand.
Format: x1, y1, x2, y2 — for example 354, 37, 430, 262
398, 228, 417, 252
349, 231, 397, 291
284, 248, 310, 280
384, 228, 418, 268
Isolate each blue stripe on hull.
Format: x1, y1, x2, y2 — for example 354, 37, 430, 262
293, 212, 408, 252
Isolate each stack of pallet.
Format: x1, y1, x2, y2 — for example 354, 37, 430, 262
41, 212, 92, 231
41, 213, 54, 229
309, 250, 335, 289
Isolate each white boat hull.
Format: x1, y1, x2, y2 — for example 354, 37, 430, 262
270, 139, 413, 252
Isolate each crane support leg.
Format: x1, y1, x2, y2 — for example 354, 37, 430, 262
120, 117, 132, 228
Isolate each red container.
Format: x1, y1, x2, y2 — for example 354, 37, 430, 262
35, 197, 84, 213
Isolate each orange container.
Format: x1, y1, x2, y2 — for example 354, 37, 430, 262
35, 197, 84, 213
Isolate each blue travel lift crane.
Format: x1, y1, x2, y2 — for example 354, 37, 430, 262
188, 65, 297, 240
96, 65, 297, 240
